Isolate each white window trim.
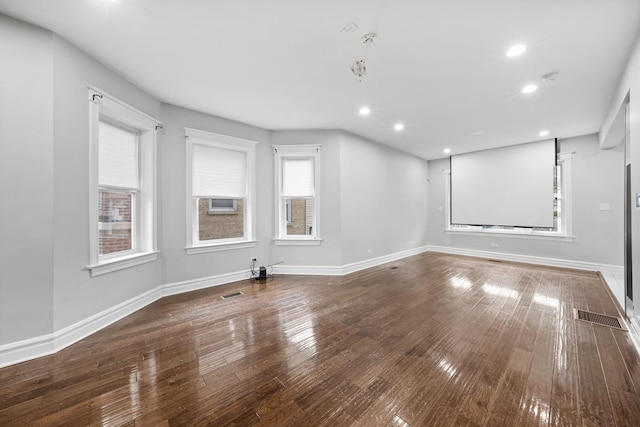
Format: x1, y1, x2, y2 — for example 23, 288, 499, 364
185, 127, 257, 253
273, 144, 322, 245
87, 87, 160, 276
443, 152, 574, 241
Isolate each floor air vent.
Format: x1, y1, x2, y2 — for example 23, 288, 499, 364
221, 291, 243, 300
574, 309, 626, 331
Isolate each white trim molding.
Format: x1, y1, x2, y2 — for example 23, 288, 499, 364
428, 245, 624, 304
3, 245, 635, 368
88, 86, 160, 275
0, 269, 250, 369
272, 246, 430, 276
427, 245, 622, 274
87, 251, 159, 277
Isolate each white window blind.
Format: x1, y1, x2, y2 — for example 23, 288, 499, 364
450, 139, 556, 227
192, 143, 246, 198
98, 121, 139, 189
283, 158, 314, 197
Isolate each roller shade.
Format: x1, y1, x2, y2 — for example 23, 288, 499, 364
450, 139, 555, 227
99, 121, 139, 189
283, 158, 314, 197
192, 143, 246, 198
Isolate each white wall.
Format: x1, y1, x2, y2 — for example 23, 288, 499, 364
600, 31, 640, 326
427, 133, 624, 267
0, 16, 54, 344
270, 130, 343, 267
50, 35, 164, 332
0, 11, 631, 362
159, 103, 272, 284
339, 132, 429, 265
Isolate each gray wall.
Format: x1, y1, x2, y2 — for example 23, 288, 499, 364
50, 35, 164, 332
339, 132, 429, 265
159, 103, 272, 284
427, 133, 624, 266
600, 31, 640, 323
0, 11, 627, 353
0, 16, 54, 344
270, 130, 343, 266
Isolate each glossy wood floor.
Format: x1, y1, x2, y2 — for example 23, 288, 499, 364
2, 252, 640, 426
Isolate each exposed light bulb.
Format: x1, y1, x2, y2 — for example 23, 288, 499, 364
394, 123, 404, 131
359, 107, 370, 116
351, 60, 367, 82
522, 84, 538, 94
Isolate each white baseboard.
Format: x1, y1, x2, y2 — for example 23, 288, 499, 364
427, 245, 625, 307
628, 317, 640, 356
0, 270, 248, 369
0, 334, 55, 370
162, 271, 250, 297
272, 246, 430, 276
0, 245, 629, 368
427, 245, 622, 274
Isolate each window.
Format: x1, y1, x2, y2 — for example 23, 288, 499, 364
444, 152, 573, 239
208, 199, 237, 213
88, 87, 160, 276
186, 128, 257, 253
273, 145, 321, 244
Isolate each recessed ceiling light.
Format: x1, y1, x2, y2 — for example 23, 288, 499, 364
359, 107, 370, 116
522, 84, 538, 94
394, 123, 404, 131
507, 44, 527, 57
443, 148, 451, 154
539, 130, 550, 137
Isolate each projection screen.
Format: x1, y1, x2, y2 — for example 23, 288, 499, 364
450, 139, 556, 228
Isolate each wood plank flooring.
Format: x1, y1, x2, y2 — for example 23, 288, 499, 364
2, 252, 640, 426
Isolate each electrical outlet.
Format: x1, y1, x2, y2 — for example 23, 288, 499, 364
367, 248, 373, 254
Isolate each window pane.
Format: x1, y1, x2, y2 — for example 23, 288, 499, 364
99, 190, 133, 255
286, 198, 313, 236
198, 198, 244, 240
209, 199, 237, 211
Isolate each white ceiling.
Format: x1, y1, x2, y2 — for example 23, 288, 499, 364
1, 0, 639, 159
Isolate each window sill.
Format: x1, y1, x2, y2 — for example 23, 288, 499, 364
273, 238, 323, 246
445, 228, 574, 241
186, 240, 257, 254
87, 251, 159, 277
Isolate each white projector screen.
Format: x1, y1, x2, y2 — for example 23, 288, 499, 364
450, 139, 556, 228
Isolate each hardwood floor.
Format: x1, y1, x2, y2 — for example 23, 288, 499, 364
2, 252, 640, 426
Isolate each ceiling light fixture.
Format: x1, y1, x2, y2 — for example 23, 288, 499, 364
351, 32, 377, 82
394, 123, 404, 131
539, 130, 550, 137
359, 107, 370, 116
507, 44, 527, 57
521, 84, 538, 94
351, 60, 367, 82
443, 148, 451, 154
